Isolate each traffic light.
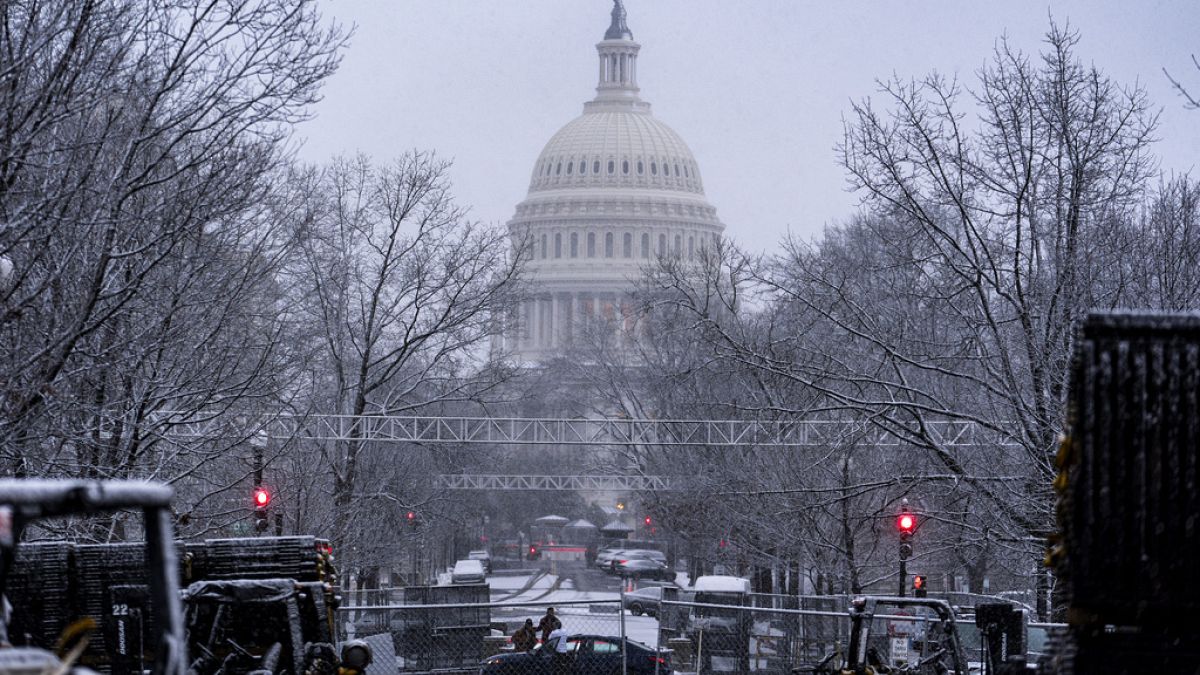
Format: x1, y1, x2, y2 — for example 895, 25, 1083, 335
897, 506, 916, 562
406, 511, 417, 529
253, 487, 271, 532
643, 516, 652, 527
913, 575, 927, 597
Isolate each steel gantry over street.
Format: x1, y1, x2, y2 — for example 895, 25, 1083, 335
162, 414, 1016, 448
431, 474, 676, 491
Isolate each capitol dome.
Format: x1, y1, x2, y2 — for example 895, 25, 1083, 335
506, 0, 725, 362
528, 112, 705, 195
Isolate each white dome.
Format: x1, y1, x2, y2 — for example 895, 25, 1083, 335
500, 1, 726, 364
528, 110, 705, 195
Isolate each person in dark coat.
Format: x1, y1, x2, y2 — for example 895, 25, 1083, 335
537, 607, 561, 643
512, 619, 538, 652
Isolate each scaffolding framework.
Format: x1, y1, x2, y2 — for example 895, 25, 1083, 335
432, 474, 674, 491
158, 414, 1011, 448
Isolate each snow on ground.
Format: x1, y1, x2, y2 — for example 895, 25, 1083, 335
487, 571, 543, 592
485, 571, 663, 648
494, 572, 560, 602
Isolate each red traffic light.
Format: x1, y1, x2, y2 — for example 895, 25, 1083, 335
253, 487, 270, 508
644, 516, 652, 526
406, 511, 416, 520
897, 513, 915, 533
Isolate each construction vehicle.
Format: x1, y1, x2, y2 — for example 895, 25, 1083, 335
0, 480, 371, 675
0, 479, 187, 675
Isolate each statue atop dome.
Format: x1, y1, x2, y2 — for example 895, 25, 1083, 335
604, 0, 633, 41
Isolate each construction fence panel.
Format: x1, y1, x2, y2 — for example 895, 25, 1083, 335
657, 598, 853, 674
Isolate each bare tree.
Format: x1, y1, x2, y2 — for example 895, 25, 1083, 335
1165, 55, 1200, 109
0, 0, 345, 512
292, 152, 525, 569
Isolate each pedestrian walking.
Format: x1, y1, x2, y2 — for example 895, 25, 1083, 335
547, 625, 572, 674
537, 607, 561, 643
512, 618, 538, 652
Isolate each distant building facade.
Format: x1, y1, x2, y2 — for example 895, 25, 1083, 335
505, 1, 726, 363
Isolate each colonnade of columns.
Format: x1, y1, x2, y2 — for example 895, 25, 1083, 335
517, 290, 639, 351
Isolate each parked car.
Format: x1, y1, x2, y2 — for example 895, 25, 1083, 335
627, 549, 666, 565
623, 586, 663, 616
615, 557, 671, 581
607, 550, 666, 575
468, 549, 493, 573
479, 634, 669, 674
594, 547, 628, 569
451, 558, 486, 584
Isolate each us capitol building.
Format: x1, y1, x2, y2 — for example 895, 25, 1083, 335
505, 1, 726, 363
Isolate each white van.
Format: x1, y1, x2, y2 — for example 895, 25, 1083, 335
451, 558, 486, 584
690, 575, 751, 632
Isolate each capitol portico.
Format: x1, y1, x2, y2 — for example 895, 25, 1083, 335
506, 1, 725, 363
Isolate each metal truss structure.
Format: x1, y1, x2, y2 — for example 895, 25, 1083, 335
160, 414, 1012, 448
432, 474, 675, 491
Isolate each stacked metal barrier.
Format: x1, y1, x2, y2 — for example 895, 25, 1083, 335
1049, 311, 1200, 673
3, 535, 334, 674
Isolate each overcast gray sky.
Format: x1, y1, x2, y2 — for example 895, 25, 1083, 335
298, 1, 1200, 252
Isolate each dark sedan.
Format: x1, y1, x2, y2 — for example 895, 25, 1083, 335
479, 634, 669, 675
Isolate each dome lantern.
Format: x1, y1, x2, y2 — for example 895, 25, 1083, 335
594, 0, 642, 108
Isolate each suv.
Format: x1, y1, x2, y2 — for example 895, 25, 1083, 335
451, 559, 486, 584
467, 549, 492, 573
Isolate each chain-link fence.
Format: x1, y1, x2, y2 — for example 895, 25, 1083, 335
337, 583, 1065, 674
340, 593, 661, 674
656, 593, 851, 674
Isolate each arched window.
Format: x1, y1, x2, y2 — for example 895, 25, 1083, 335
594, 160, 601, 174
641, 233, 650, 258
688, 236, 694, 260
651, 162, 657, 175
637, 161, 644, 174
570, 232, 578, 258
566, 161, 572, 175
605, 232, 614, 258
622, 160, 629, 174
684, 165, 689, 178
556, 162, 562, 175
623, 232, 633, 258
541, 234, 548, 259
658, 233, 667, 255
608, 160, 615, 174
674, 235, 682, 255
587, 232, 596, 257
579, 161, 586, 174
674, 164, 680, 177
